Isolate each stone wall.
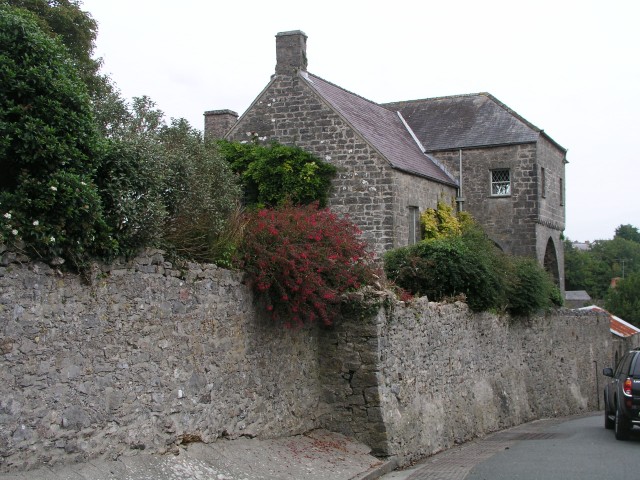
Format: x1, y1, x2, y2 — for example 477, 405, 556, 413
433, 142, 566, 291
0, 252, 322, 472
391, 169, 456, 248
225, 73, 399, 257
434, 144, 539, 258
1, 254, 634, 472
319, 297, 635, 466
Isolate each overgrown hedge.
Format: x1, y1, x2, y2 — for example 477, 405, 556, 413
217, 139, 337, 208
384, 202, 562, 316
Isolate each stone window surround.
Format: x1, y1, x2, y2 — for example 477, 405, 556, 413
490, 168, 511, 197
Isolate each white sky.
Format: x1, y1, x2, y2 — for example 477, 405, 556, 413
81, 0, 639, 242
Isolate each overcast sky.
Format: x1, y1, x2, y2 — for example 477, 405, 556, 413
81, 0, 639, 242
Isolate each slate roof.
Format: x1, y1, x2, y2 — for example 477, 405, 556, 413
565, 290, 592, 302
384, 93, 567, 154
300, 72, 457, 187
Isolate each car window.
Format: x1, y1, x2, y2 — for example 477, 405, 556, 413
616, 353, 634, 376
632, 354, 640, 376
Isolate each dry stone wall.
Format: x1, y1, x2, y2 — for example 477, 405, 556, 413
0, 253, 634, 472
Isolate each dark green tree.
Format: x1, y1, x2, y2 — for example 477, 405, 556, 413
564, 239, 611, 300
615, 224, 640, 244
4, 0, 105, 93
0, 5, 114, 265
605, 272, 640, 326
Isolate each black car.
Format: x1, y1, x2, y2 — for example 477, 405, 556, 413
603, 349, 640, 440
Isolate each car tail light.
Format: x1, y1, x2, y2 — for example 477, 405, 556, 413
623, 377, 633, 397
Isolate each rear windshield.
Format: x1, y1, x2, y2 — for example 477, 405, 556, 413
631, 353, 640, 376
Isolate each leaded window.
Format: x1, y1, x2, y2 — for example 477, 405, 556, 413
491, 169, 511, 196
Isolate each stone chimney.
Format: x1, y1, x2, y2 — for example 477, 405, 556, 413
203, 109, 238, 139
275, 30, 307, 75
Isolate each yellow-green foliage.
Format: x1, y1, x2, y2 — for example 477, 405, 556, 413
421, 200, 472, 240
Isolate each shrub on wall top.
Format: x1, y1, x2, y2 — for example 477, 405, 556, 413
384, 203, 561, 316
235, 203, 377, 327
217, 139, 337, 208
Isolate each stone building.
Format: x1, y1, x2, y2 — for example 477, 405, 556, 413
204, 30, 567, 287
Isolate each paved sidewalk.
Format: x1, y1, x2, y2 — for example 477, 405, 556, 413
380, 413, 598, 480
0, 429, 396, 480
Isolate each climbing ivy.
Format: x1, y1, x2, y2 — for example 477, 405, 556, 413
217, 139, 336, 208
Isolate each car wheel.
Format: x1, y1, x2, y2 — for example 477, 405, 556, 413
615, 405, 630, 440
605, 408, 615, 429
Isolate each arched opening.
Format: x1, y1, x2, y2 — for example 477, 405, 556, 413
492, 240, 504, 252
543, 237, 560, 286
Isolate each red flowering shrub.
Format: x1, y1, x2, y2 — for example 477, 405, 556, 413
235, 203, 377, 327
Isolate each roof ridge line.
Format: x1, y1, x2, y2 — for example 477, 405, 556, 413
396, 111, 458, 185
305, 72, 385, 110
384, 92, 489, 106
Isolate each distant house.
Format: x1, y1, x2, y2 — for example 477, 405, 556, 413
572, 241, 592, 251
205, 30, 567, 289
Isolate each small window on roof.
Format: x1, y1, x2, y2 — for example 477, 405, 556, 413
491, 169, 511, 196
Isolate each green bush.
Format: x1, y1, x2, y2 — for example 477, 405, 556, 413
217, 139, 336, 208
505, 257, 561, 316
384, 233, 503, 312
0, 6, 114, 267
95, 98, 241, 265
385, 203, 560, 316
160, 120, 241, 266
95, 137, 167, 259
605, 272, 640, 325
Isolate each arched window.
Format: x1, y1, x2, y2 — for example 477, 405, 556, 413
543, 238, 560, 285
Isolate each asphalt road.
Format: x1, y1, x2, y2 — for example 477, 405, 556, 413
466, 413, 638, 480
383, 412, 639, 480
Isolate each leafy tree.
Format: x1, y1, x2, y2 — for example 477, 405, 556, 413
217, 139, 336, 208
0, 5, 114, 266
5, 0, 131, 138
615, 224, 640, 244
605, 272, 640, 326
590, 237, 640, 281
4, 0, 106, 95
564, 239, 611, 300
565, 225, 640, 325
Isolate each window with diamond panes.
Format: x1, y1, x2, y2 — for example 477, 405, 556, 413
491, 169, 511, 196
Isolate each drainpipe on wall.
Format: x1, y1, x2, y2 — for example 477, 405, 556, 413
456, 149, 465, 212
